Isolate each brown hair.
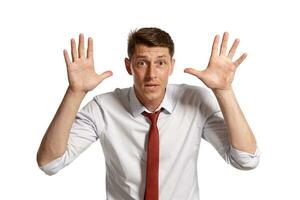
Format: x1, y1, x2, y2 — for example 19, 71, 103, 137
127, 27, 174, 59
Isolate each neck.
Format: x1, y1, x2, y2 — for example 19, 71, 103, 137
144, 102, 161, 112
134, 87, 165, 113
141, 96, 164, 113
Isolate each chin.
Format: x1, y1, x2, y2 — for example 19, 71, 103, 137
143, 90, 162, 102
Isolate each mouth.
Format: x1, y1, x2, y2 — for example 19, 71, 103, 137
144, 84, 160, 90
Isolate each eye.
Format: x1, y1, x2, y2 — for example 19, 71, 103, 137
137, 60, 147, 67
157, 60, 167, 66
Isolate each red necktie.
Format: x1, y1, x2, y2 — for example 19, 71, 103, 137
143, 110, 162, 200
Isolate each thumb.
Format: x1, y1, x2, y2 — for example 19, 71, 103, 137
184, 68, 204, 79
96, 70, 113, 84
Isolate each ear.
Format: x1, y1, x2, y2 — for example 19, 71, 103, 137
169, 58, 175, 75
124, 58, 132, 75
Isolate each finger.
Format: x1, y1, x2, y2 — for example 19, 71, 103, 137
87, 37, 93, 59
63, 49, 71, 66
71, 38, 78, 61
220, 32, 229, 56
228, 38, 240, 59
234, 53, 247, 67
184, 68, 204, 79
78, 33, 85, 58
97, 71, 113, 83
211, 35, 220, 57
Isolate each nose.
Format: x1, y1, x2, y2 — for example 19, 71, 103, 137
146, 63, 157, 79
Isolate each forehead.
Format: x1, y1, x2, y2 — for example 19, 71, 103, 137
133, 44, 171, 59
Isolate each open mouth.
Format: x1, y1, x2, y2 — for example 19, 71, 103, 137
145, 84, 159, 90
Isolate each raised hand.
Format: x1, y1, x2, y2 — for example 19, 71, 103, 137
63, 33, 113, 94
184, 32, 247, 91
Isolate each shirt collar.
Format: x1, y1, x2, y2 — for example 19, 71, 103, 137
129, 85, 174, 117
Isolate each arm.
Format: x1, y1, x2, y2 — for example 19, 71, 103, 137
185, 32, 257, 154
36, 87, 86, 167
36, 33, 112, 167
213, 88, 256, 154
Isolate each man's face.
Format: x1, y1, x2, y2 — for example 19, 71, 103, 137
125, 44, 175, 107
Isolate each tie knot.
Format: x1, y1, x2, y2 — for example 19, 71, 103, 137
143, 109, 162, 125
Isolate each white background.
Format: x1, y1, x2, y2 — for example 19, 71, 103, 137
0, 0, 299, 199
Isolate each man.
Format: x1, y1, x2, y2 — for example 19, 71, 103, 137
37, 27, 260, 200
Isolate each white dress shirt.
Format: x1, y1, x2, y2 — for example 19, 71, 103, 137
39, 84, 260, 200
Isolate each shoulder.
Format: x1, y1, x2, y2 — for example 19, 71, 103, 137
93, 87, 130, 101
168, 83, 212, 100
168, 83, 219, 112
92, 87, 131, 110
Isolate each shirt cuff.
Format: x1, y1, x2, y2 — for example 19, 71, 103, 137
39, 152, 67, 175
229, 145, 261, 170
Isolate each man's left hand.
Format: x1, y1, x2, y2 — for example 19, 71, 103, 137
184, 32, 247, 91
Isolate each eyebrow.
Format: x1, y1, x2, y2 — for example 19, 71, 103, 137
135, 55, 168, 59
157, 55, 167, 58
135, 56, 148, 59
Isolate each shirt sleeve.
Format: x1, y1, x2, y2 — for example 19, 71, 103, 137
200, 90, 260, 170
39, 98, 100, 175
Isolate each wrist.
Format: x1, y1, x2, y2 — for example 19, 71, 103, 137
212, 87, 234, 99
66, 86, 87, 99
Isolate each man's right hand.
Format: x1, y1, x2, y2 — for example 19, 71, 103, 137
63, 33, 113, 94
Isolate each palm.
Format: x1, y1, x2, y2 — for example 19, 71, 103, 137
200, 55, 236, 89
67, 57, 99, 92
63, 34, 112, 94
184, 32, 247, 90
